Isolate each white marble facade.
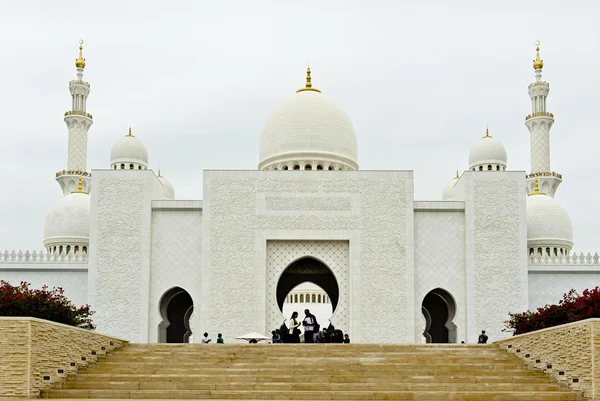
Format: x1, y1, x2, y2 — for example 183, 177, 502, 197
2, 43, 600, 345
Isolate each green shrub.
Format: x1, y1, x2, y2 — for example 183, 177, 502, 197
0, 281, 95, 330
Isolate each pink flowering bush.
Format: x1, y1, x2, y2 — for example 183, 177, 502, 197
505, 287, 600, 335
0, 281, 95, 330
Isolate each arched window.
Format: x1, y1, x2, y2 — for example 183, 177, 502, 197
529, 248, 534, 255
66, 245, 71, 254
83, 246, 87, 254
318, 294, 321, 303
305, 164, 312, 170
74, 246, 79, 253
312, 294, 316, 303
306, 294, 310, 302
120, 164, 125, 169
496, 165, 500, 171
537, 247, 542, 255
59, 245, 63, 254
487, 165, 492, 171
545, 247, 550, 256
293, 164, 300, 170
317, 164, 323, 170
282, 165, 289, 170
328, 165, 334, 170
53, 246, 57, 253
479, 166, 483, 171
300, 294, 304, 302
294, 294, 298, 303
503, 167, 506, 171
130, 164, 134, 170
138, 165, 142, 170
113, 165, 116, 170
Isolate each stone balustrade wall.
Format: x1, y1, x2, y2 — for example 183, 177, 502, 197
0, 317, 126, 397
529, 252, 600, 266
496, 318, 600, 400
0, 250, 88, 264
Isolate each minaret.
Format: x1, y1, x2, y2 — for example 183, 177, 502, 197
525, 41, 562, 197
56, 40, 93, 195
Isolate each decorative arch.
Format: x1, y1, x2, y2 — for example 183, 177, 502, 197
267, 241, 349, 334
157, 286, 194, 343
421, 288, 457, 343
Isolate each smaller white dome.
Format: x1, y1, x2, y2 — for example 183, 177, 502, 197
527, 193, 573, 251
110, 128, 148, 169
442, 174, 459, 200
469, 130, 507, 170
157, 172, 174, 199
43, 192, 90, 249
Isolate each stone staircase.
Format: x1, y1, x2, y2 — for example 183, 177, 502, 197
43, 343, 579, 400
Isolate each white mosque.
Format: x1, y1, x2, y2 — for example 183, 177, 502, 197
1, 41, 598, 344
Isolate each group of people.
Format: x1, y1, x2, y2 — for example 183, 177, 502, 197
201, 332, 224, 343
272, 309, 350, 343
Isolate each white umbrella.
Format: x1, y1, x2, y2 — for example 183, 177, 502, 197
235, 332, 270, 341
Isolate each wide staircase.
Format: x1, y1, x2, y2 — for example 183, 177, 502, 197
43, 343, 578, 400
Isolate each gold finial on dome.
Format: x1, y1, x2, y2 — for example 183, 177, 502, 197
297, 66, 321, 93
157, 168, 162, 177
529, 177, 545, 196
75, 39, 86, 69
455, 170, 460, 179
484, 127, 491, 138
533, 40, 544, 70
72, 175, 89, 195
127, 127, 133, 136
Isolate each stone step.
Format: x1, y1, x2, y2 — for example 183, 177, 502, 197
68, 372, 548, 385
43, 389, 578, 400
58, 380, 564, 392
67, 373, 553, 384
77, 366, 540, 376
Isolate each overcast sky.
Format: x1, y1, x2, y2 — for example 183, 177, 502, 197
1, 0, 598, 253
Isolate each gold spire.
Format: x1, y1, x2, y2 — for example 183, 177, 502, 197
484, 127, 491, 138
75, 39, 86, 69
455, 170, 459, 179
157, 169, 162, 178
297, 66, 321, 93
72, 175, 89, 195
529, 177, 545, 196
127, 127, 133, 136
533, 40, 544, 70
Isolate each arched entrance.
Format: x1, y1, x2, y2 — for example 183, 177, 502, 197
158, 287, 194, 343
276, 257, 339, 339
277, 257, 339, 312
421, 288, 457, 343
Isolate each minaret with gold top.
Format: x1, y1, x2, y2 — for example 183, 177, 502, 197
525, 40, 562, 197
56, 40, 93, 195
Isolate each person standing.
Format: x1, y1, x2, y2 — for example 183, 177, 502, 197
302, 309, 317, 343
288, 311, 301, 343
478, 330, 488, 344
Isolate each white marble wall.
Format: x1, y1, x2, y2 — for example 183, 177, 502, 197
460, 171, 528, 343
202, 170, 414, 343
148, 201, 202, 343
413, 205, 466, 343
0, 265, 88, 307
528, 266, 600, 310
87, 170, 164, 342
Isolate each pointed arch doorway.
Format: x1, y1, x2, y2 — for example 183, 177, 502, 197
421, 288, 457, 343
158, 287, 194, 343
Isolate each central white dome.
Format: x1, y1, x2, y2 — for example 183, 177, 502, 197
258, 77, 358, 171
43, 192, 90, 251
